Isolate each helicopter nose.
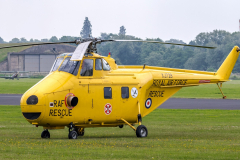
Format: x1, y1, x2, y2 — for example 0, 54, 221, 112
20, 92, 46, 122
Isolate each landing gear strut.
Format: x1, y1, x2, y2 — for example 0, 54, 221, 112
77, 128, 85, 136
120, 118, 148, 138
41, 129, 50, 138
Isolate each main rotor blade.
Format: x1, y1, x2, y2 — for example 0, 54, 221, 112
71, 41, 92, 61
112, 40, 216, 49
0, 41, 76, 49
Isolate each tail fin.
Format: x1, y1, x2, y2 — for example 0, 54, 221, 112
217, 46, 240, 80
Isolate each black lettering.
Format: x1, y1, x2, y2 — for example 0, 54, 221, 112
69, 109, 72, 116
154, 79, 187, 87
148, 90, 165, 97
54, 100, 57, 107
62, 109, 66, 116
49, 109, 54, 116
61, 100, 64, 107
184, 80, 187, 85
54, 109, 57, 116
153, 80, 156, 86
161, 80, 165, 86
58, 100, 61, 107
58, 109, 61, 116
161, 90, 164, 97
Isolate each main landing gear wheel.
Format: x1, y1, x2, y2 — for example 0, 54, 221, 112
77, 128, 84, 136
41, 130, 50, 138
68, 130, 78, 139
136, 125, 148, 138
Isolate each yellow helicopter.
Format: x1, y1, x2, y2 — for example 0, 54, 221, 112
0, 38, 239, 139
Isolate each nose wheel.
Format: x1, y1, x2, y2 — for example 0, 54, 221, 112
68, 122, 79, 139
68, 130, 78, 139
41, 129, 50, 138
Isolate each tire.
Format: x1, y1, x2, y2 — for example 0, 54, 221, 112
119, 125, 124, 128
68, 130, 78, 139
136, 125, 148, 138
41, 130, 50, 138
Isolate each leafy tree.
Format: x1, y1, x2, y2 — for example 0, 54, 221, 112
80, 17, 92, 38
20, 38, 27, 43
41, 39, 49, 42
165, 39, 186, 48
184, 51, 208, 70
49, 36, 58, 42
34, 39, 41, 42
59, 36, 76, 42
9, 38, 20, 43
0, 37, 4, 43
119, 26, 126, 38
145, 52, 164, 66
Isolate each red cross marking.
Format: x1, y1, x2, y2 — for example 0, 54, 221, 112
104, 103, 112, 115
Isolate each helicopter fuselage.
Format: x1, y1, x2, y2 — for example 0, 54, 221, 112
20, 47, 237, 131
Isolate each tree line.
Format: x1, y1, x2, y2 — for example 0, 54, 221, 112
0, 17, 240, 73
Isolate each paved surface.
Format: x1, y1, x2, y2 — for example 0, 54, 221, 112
0, 94, 22, 105
0, 94, 239, 110
158, 98, 240, 110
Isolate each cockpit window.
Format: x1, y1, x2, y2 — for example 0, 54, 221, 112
59, 57, 80, 75
51, 58, 64, 72
102, 59, 110, 71
80, 59, 93, 76
95, 59, 102, 70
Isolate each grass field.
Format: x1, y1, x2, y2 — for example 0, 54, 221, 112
174, 80, 240, 99
0, 106, 240, 159
0, 78, 41, 94
0, 78, 240, 99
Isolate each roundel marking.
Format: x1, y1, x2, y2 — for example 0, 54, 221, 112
104, 103, 112, 115
131, 87, 138, 98
145, 98, 152, 109
65, 93, 75, 109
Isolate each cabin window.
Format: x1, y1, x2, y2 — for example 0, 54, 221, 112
95, 59, 102, 70
121, 87, 129, 98
72, 61, 81, 76
80, 59, 93, 76
104, 87, 112, 99
102, 59, 110, 71
59, 57, 80, 75
51, 57, 64, 72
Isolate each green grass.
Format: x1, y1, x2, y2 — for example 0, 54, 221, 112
173, 80, 240, 99
0, 78, 41, 94
0, 106, 240, 159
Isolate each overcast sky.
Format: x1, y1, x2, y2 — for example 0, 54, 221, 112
0, 0, 240, 43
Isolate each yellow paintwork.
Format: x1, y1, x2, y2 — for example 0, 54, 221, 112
20, 46, 240, 130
